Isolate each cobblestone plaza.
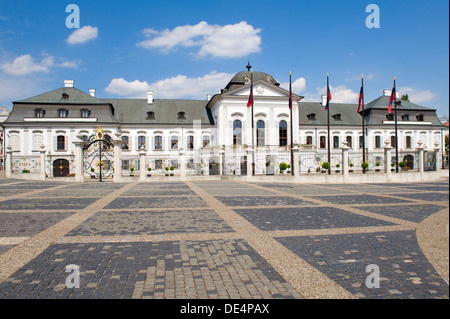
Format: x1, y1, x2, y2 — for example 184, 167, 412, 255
0, 177, 448, 299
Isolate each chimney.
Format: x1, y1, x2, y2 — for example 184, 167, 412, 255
321, 95, 327, 107
382, 89, 391, 97
89, 89, 96, 97
64, 80, 74, 88
147, 90, 154, 104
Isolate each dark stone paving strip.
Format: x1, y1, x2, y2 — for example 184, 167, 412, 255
308, 194, 413, 205
357, 204, 446, 223
0, 212, 75, 237
233, 207, 397, 231
65, 210, 234, 236
0, 239, 301, 299
215, 196, 317, 207
0, 198, 99, 211
276, 231, 449, 299
104, 196, 208, 209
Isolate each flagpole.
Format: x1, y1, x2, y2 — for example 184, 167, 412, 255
361, 75, 366, 173
393, 76, 399, 173
289, 71, 294, 176
327, 73, 331, 175
251, 70, 255, 176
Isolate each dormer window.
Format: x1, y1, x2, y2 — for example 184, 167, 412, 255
58, 108, 68, 118
307, 113, 316, 120
401, 114, 409, 121
386, 114, 394, 121
80, 109, 91, 118
416, 114, 424, 122
177, 112, 186, 120
62, 93, 69, 100
332, 113, 342, 121
146, 111, 155, 120
34, 108, 45, 118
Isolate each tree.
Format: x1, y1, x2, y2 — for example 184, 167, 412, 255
401, 94, 410, 102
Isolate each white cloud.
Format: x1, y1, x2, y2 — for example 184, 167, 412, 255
280, 77, 307, 94
398, 87, 437, 104
302, 85, 359, 104
105, 78, 150, 99
138, 21, 262, 58
1, 54, 78, 76
105, 71, 234, 99
66, 26, 98, 45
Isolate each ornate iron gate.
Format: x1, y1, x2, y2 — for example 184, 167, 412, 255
83, 126, 114, 182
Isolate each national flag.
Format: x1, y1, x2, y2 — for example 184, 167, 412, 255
388, 82, 396, 114
247, 71, 253, 108
357, 77, 363, 113
325, 74, 331, 111
288, 71, 293, 109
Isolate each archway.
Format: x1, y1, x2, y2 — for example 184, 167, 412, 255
53, 159, 70, 177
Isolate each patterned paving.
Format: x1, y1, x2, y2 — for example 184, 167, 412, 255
0, 177, 448, 299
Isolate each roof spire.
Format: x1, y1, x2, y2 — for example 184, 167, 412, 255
246, 61, 252, 71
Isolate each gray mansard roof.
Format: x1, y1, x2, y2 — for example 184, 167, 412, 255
103, 99, 213, 126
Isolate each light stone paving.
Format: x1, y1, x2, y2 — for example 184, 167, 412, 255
0, 177, 448, 299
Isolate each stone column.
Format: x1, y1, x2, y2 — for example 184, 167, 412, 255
434, 142, 441, 172
247, 148, 254, 177
416, 142, 425, 173
112, 132, 124, 183
39, 144, 46, 181
5, 145, 12, 178
139, 147, 147, 182
293, 146, 300, 176
179, 148, 186, 180
341, 141, 350, 176
383, 141, 392, 178
219, 148, 225, 176
73, 135, 85, 183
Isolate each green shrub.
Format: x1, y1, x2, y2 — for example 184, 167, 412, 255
279, 162, 288, 172
321, 162, 330, 170
361, 162, 369, 169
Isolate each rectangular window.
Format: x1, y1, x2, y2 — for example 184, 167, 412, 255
346, 136, 352, 148
375, 136, 381, 149
203, 136, 210, 148
57, 136, 65, 150
405, 136, 412, 148
320, 136, 326, 149
138, 136, 146, 150
154, 136, 162, 150
333, 136, 339, 149
359, 136, 364, 149
121, 136, 129, 150
187, 136, 194, 150
391, 136, 397, 148
306, 136, 313, 145
171, 136, 179, 150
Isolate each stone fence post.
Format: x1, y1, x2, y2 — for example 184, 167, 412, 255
139, 147, 147, 182
341, 141, 350, 176
73, 135, 85, 183
5, 145, 12, 178
39, 145, 46, 181
383, 141, 392, 178
112, 132, 124, 183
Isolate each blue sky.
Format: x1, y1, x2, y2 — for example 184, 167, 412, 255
0, 0, 448, 117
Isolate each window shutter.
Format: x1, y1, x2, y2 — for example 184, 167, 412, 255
161, 136, 165, 151
54, 135, 58, 151
64, 135, 68, 151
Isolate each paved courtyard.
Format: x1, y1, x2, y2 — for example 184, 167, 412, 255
0, 177, 448, 299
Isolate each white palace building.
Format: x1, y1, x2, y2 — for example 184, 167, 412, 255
1, 68, 447, 181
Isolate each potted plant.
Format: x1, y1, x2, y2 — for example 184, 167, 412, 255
279, 162, 288, 175
130, 167, 135, 176
321, 162, 330, 173
398, 161, 407, 171
287, 164, 291, 174
165, 166, 169, 176
375, 162, 381, 172
308, 168, 311, 174
233, 169, 236, 175
22, 169, 31, 173
361, 161, 369, 173
391, 163, 396, 172
147, 167, 152, 177
335, 164, 340, 173
349, 163, 354, 172
170, 166, 174, 176
316, 167, 321, 174
90, 167, 96, 178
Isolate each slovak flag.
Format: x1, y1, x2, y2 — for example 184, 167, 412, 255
325, 85, 332, 111
247, 78, 253, 108
357, 85, 363, 113
289, 71, 293, 109
388, 85, 396, 113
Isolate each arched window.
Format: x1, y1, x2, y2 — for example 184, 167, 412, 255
279, 120, 287, 146
257, 120, 265, 147
233, 120, 242, 145
306, 136, 313, 145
